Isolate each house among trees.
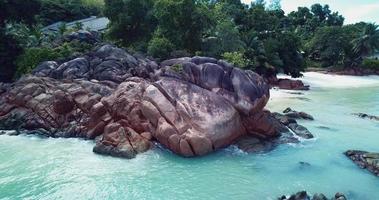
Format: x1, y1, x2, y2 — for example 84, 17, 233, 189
42, 16, 109, 33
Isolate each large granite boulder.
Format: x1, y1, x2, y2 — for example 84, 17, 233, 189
32, 44, 158, 83
0, 45, 284, 159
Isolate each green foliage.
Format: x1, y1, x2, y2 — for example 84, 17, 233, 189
153, 0, 211, 53
147, 35, 174, 59
362, 59, 379, 70
265, 32, 305, 77
306, 26, 353, 67
15, 47, 60, 77
104, 0, 156, 49
171, 64, 183, 73
0, 29, 22, 82
37, 0, 103, 25
3, 0, 379, 81
0, 0, 40, 82
352, 23, 379, 58
0, 0, 41, 26
5, 23, 44, 48
15, 40, 94, 78
202, 20, 245, 57
222, 52, 250, 68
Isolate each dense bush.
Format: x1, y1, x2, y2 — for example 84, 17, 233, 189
222, 52, 250, 68
15, 41, 94, 78
37, 0, 103, 25
147, 36, 174, 59
0, 30, 23, 82
0, 0, 40, 82
15, 47, 60, 77
362, 59, 379, 70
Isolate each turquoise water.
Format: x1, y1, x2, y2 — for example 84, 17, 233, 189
1, 73, 379, 200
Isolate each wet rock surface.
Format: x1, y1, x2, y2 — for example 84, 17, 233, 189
345, 150, 379, 177
269, 78, 310, 90
0, 45, 286, 159
352, 113, 379, 122
270, 108, 314, 139
278, 191, 347, 200
284, 107, 314, 120
234, 108, 315, 153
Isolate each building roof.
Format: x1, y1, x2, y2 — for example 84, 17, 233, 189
42, 16, 110, 33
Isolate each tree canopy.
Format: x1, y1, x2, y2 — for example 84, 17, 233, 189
1, 0, 379, 83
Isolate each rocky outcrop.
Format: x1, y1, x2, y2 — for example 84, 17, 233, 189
267, 75, 310, 90
0, 45, 285, 159
283, 107, 314, 120
278, 191, 347, 200
345, 150, 379, 177
352, 113, 379, 122
271, 110, 314, 139
32, 44, 158, 83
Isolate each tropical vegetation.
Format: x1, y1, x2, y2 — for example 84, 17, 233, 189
1, 0, 379, 82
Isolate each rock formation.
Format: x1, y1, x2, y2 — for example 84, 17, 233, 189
278, 191, 347, 200
267, 75, 310, 90
0, 44, 310, 159
352, 113, 379, 122
345, 150, 379, 177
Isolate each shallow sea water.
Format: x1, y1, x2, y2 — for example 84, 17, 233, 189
1, 72, 379, 200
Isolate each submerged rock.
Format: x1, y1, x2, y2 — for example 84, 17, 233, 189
0, 44, 283, 159
352, 113, 379, 122
283, 107, 314, 120
278, 191, 347, 200
234, 135, 275, 153
288, 123, 314, 139
345, 150, 379, 177
270, 112, 314, 140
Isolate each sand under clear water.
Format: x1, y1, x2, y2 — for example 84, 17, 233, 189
1, 72, 379, 200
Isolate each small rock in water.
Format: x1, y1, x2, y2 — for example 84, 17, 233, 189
7, 130, 19, 136
288, 123, 314, 139
316, 126, 334, 131
299, 161, 311, 167
334, 192, 347, 200
279, 191, 347, 200
290, 97, 312, 102
287, 92, 305, 95
352, 113, 379, 122
312, 193, 328, 200
345, 150, 379, 176
233, 135, 275, 153
283, 107, 314, 120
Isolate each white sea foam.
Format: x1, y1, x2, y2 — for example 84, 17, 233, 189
279, 72, 379, 88
269, 72, 379, 106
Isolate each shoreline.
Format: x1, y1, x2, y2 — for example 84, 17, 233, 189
306, 67, 379, 76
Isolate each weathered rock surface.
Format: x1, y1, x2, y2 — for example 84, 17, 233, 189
284, 107, 314, 120
33, 44, 158, 83
345, 150, 379, 176
268, 76, 310, 90
0, 45, 285, 158
278, 191, 347, 200
271, 111, 314, 139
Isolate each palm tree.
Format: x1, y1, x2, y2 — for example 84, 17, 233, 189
352, 23, 379, 58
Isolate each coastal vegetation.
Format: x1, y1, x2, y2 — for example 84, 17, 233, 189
0, 1, 379, 199
0, 0, 379, 82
